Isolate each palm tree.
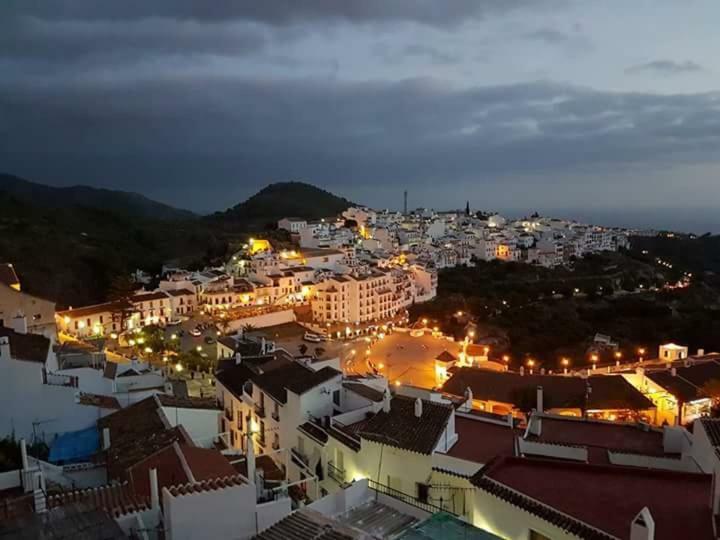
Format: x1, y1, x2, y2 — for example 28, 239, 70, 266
241, 324, 257, 335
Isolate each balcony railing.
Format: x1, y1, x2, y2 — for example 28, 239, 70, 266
271, 410, 280, 421
368, 479, 444, 515
327, 461, 345, 484
291, 447, 309, 467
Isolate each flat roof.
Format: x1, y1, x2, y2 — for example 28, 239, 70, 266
444, 416, 518, 465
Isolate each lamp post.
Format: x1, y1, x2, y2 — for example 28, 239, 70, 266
561, 357, 570, 375
527, 359, 535, 375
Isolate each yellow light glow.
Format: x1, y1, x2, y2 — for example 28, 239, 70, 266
196, 345, 202, 352
128, 339, 136, 346
175, 363, 183, 372
171, 333, 177, 340
110, 333, 118, 339
144, 347, 153, 353
63, 316, 71, 325
394, 380, 401, 386
78, 321, 86, 329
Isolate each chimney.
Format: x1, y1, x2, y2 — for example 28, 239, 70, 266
235, 352, 242, 365
536, 386, 544, 414
149, 468, 159, 510
698, 348, 705, 357
102, 427, 111, 450
20, 439, 29, 471
671, 367, 677, 377
414, 398, 423, 418
630, 507, 655, 540
0, 337, 10, 360
382, 389, 391, 413
10, 314, 27, 335
246, 432, 256, 485
519, 366, 525, 376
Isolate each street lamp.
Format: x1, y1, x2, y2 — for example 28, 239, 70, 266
561, 357, 570, 375
527, 359, 535, 374
615, 351, 623, 367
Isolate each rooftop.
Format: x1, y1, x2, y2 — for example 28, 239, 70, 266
358, 396, 453, 455
254, 508, 358, 540
0, 263, 20, 289
647, 359, 720, 402
252, 363, 341, 404
526, 415, 668, 463
472, 456, 714, 540
155, 394, 220, 410
443, 368, 654, 411
0, 326, 50, 363
56, 300, 131, 318
444, 416, 518, 465
342, 381, 385, 402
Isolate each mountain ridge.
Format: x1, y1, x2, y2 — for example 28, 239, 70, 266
0, 173, 196, 221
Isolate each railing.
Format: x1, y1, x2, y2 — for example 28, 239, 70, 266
368, 479, 444, 515
271, 409, 280, 421
327, 461, 345, 484
291, 447, 309, 467
43, 369, 79, 388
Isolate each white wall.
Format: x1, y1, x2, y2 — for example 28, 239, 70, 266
0, 469, 21, 491
256, 497, 292, 532
0, 357, 102, 441
227, 310, 296, 332
473, 488, 582, 540
161, 406, 220, 448
163, 483, 259, 540
608, 451, 699, 472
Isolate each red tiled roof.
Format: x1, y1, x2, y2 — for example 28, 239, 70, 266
0, 326, 50, 363
435, 350, 457, 363
359, 396, 453, 455
131, 291, 169, 303
128, 443, 236, 498
527, 415, 667, 460
166, 475, 246, 497
472, 457, 714, 540
445, 416, 518, 464
47, 482, 149, 518
57, 300, 131, 318
165, 288, 195, 297
77, 393, 121, 410
155, 394, 220, 410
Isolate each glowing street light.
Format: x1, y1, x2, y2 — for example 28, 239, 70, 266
422, 318, 428, 326
614, 351, 623, 367
175, 363, 184, 372
527, 358, 535, 374
561, 357, 570, 375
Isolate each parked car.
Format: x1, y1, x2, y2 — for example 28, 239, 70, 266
189, 327, 202, 337
303, 332, 322, 343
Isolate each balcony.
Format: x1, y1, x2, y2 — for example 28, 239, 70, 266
327, 461, 345, 484
255, 404, 266, 418
271, 409, 280, 421
368, 479, 445, 515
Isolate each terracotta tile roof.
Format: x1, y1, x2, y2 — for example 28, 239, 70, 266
647, 360, 720, 402
527, 415, 667, 460
128, 443, 236, 498
342, 382, 384, 402
77, 393, 121, 410
254, 509, 356, 540
472, 456, 714, 540
0, 326, 50, 363
435, 350, 457, 363
359, 396, 453, 455
47, 482, 149, 518
166, 474, 246, 497
57, 300, 131, 318
327, 424, 361, 452
443, 368, 654, 411
445, 416, 518, 464
0, 263, 20, 288
165, 288, 195, 297
131, 291, 169, 303
155, 394, 220, 410
97, 396, 192, 479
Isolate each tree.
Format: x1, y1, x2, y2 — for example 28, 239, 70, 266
298, 344, 308, 356
108, 274, 137, 301
242, 324, 257, 335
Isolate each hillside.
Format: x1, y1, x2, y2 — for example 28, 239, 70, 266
0, 174, 195, 221
0, 190, 224, 307
207, 181, 354, 231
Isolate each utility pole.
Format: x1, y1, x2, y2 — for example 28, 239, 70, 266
403, 190, 408, 215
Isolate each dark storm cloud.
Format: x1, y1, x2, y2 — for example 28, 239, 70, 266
2, 0, 548, 27
626, 60, 704, 75
2, 73, 720, 210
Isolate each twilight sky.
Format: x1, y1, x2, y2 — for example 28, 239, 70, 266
2, 1, 720, 230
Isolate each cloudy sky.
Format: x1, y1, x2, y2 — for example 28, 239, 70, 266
2, 1, 720, 230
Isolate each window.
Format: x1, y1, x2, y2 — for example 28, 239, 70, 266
332, 389, 341, 406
